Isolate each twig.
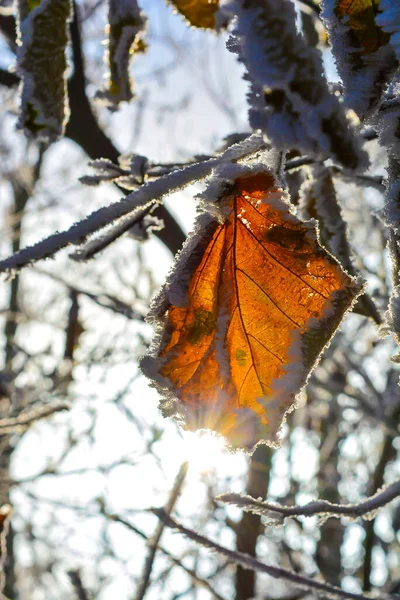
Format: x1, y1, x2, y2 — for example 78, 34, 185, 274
69, 210, 161, 262
0, 135, 266, 278
134, 462, 188, 600
217, 479, 400, 520
0, 403, 70, 434
0, 505, 12, 599
109, 514, 228, 600
152, 509, 375, 600
68, 570, 92, 600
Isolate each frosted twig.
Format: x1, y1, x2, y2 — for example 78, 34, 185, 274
0, 402, 70, 433
218, 479, 400, 520
109, 513, 228, 600
135, 462, 188, 600
152, 509, 374, 600
70, 212, 163, 262
0, 135, 265, 278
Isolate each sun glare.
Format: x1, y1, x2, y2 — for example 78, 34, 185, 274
180, 430, 240, 475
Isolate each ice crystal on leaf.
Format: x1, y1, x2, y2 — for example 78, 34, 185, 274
141, 160, 364, 452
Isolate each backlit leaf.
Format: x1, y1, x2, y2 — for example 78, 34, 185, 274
141, 165, 364, 452
321, 0, 397, 117
167, 0, 219, 29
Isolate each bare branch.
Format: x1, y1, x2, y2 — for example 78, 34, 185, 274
135, 462, 188, 600
152, 509, 377, 600
218, 479, 400, 521
68, 570, 92, 600
109, 514, 228, 600
0, 403, 70, 434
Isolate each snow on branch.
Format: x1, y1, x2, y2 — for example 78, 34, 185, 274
225, 0, 368, 170
70, 214, 164, 261
16, 0, 73, 140
376, 0, 400, 63
152, 509, 377, 600
298, 165, 355, 274
321, 0, 397, 118
218, 479, 400, 523
96, 0, 147, 109
0, 135, 266, 278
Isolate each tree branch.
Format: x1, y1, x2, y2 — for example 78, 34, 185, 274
0, 6, 185, 257
0, 402, 70, 433
135, 462, 188, 600
218, 479, 400, 521
109, 513, 228, 600
152, 509, 376, 600
0, 135, 265, 277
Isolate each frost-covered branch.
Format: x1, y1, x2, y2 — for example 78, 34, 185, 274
0, 135, 266, 278
109, 513, 228, 600
152, 509, 376, 600
226, 0, 367, 169
218, 479, 400, 521
0, 403, 70, 434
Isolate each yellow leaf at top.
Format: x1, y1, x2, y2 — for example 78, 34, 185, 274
168, 0, 219, 28
334, 0, 389, 54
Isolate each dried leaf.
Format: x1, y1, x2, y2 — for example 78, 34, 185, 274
167, 0, 219, 29
321, 0, 397, 117
141, 165, 364, 451
16, 0, 73, 140
97, 0, 147, 109
226, 0, 368, 170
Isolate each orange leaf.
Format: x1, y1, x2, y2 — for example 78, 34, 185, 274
142, 168, 364, 451
167, 0, 219, 28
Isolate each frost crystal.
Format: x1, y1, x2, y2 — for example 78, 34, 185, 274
321, 0, 397, 118
376, 0, 400, 62
298, 165, 354, 274
96, 0, 147, 109
225, 0, 368, 170
16, 0, 73, 140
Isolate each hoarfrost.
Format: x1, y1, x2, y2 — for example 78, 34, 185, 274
16, 0, 73, 140
96, 0, 147, 109
225, 0, 368, 170
376, 0, 400, 62
321, 0, 397, 118
298, 165, 354, 274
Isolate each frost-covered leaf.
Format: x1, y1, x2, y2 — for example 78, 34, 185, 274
141, 161, 364, 451
321, 0, 397, 118
298, 165, 354, 274
226, 0, 368, 170
97, 0, 147, 109
16, 0, 73, 140
166, 0, 220, 29
376, 1, 400, 62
